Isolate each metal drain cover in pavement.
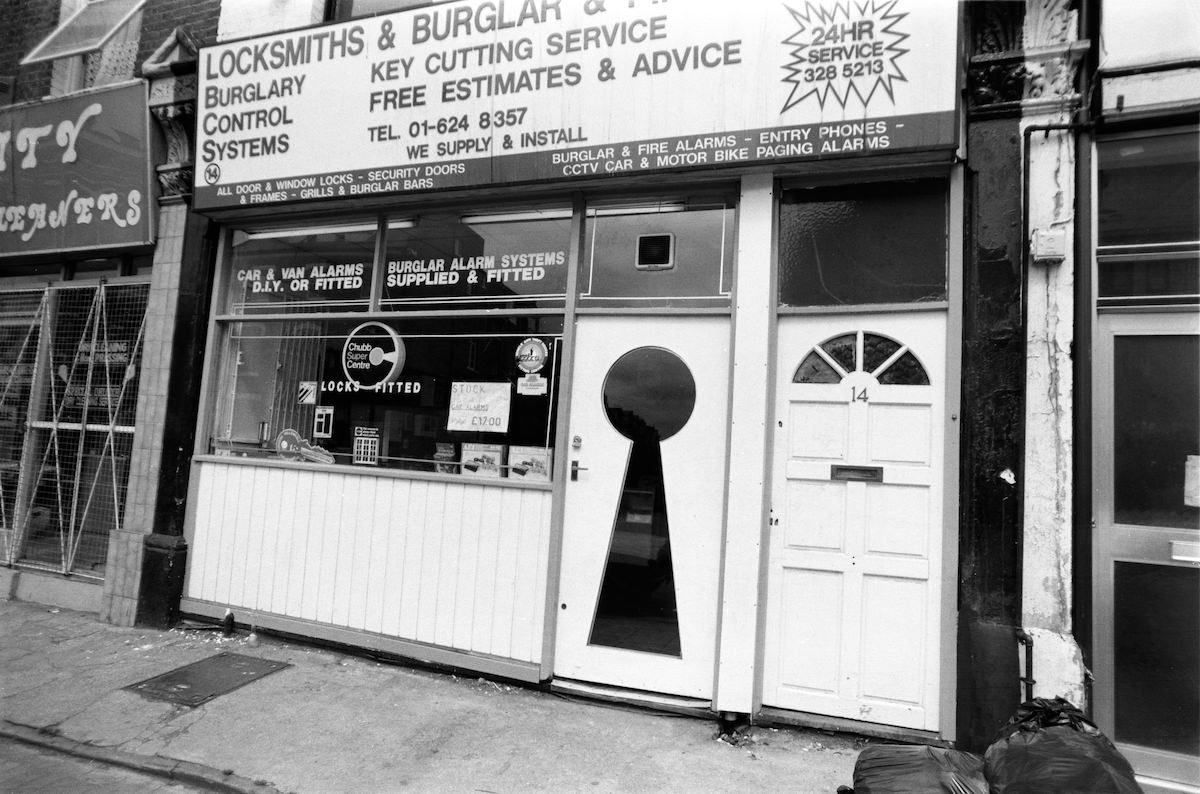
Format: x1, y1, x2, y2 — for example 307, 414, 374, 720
126, 652, 290, 707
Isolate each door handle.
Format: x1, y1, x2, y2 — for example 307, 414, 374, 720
571, 460, 588, 481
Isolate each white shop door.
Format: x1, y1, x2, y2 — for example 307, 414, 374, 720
554, 315, 729, 699
763, 314, 946, 731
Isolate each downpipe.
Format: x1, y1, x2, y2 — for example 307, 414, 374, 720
1016, 628, 1036, 702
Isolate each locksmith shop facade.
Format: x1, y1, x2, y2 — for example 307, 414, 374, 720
4, 1, 1198, 790
186, 0, 967, 748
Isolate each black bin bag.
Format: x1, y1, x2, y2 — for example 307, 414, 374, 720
984, 697, 1143, 794
846, 744, 988, 794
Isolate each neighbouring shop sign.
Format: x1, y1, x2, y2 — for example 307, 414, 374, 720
193, 0, 960, 210
0, 81, 155, 257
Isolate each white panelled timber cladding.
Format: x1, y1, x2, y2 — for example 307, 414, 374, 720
765, 314, 946, 731
0, 284, 149, 577
186, 461, 553, 663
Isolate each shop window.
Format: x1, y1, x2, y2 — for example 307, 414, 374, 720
778, 179, 947, 307
228, 223, 377, 314
381, 211, 570, 310
580, 200, 734, 308
1097, 129, 1199, 307
1099, 131, 1199, 247
69, 258, 121, 280
0, 257, 145, 286
212, 316, 561, 478
0, 264, 64, 286
118, 253, 153, 277
214, 209, 568, 478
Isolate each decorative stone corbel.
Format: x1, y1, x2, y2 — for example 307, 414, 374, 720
1022, 0, 1087, 113
142, 28, 202, 204
968, 0, 1086, 117
968, 1, 1029, 114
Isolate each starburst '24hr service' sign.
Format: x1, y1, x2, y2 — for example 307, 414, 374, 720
194, 0, 959, 210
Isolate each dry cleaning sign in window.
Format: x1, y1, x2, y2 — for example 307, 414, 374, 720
447, 381, 511, 433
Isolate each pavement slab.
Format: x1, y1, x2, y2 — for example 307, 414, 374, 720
0, 599, 862, 793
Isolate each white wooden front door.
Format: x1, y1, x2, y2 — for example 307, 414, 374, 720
554, 315, 729, 699
763, 313, 946, 731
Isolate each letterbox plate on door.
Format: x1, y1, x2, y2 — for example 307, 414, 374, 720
830, 465, 884, 483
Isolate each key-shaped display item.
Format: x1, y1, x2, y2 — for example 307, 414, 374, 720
589, 347, 696, 656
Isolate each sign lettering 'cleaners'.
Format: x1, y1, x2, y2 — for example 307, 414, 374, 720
1, 81, 154, 257
194, 0, 959, 210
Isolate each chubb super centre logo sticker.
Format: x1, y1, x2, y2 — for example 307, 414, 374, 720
342, 321, 405, 389
781, 0, 910, 112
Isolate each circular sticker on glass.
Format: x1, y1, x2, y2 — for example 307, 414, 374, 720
343, 322, 405, 389
275, 428, 304, 460
515, 337, 548, 374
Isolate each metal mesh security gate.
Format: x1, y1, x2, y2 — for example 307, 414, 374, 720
0, 283, 148, 578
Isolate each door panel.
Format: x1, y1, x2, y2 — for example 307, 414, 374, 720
554, 315, 729, 698
764, 314, 946, 731
1094, 312, 1200, 790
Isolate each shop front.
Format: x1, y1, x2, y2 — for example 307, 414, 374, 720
1088, 3, 1200, 788
183, 0, 963, 736
0, 82, 156, 598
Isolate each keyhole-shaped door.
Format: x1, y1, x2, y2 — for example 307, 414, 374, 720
555, 316, 729, 699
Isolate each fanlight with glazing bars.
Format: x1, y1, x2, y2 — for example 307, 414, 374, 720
794, 331, 930, 385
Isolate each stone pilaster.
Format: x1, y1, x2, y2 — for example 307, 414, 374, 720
1018, 0, 1088, 708
100, 29, 203, 626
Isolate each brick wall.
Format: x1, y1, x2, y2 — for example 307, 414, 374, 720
1, 0, 331, 106
0, 0, 61, 103
136, 0, 221, 70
